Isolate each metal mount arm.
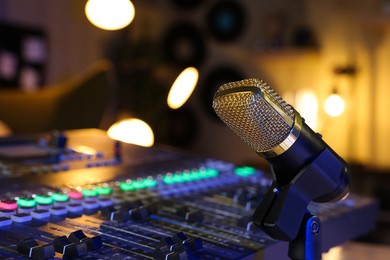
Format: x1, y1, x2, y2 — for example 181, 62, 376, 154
288, 211, 322, 260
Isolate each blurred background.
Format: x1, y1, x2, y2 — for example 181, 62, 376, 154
0, 0, 389, 244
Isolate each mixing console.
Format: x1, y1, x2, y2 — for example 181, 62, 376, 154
0, 129, 378, 259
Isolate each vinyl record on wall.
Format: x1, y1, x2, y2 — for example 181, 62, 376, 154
206, 0, 246, 42
201, 66, 245, 119
161, 22, 207, 67
0, 22, 46, 89
170, 0, 204, 10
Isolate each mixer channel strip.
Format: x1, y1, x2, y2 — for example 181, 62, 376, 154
0, 160, 378, 259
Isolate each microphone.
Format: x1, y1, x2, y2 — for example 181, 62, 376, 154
212, 78, 350, 241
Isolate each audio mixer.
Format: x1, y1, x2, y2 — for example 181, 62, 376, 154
0, 129, 378, 259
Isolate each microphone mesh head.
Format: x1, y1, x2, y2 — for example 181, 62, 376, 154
212, 79, 295, 153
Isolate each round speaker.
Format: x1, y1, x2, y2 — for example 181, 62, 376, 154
161, 22, 207, 67
206, 0, 246, 42
170, 0, 204, 10
200, 65, 245, 119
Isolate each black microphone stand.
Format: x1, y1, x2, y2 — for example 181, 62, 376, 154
288, 211, 321, 260
252, 148, 349, 260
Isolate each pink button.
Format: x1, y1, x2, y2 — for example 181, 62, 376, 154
0, 200, 18, 211
67, 191, 83, 200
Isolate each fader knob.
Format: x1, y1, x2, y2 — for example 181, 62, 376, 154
17, 238, 55, 260
68, 230, 103, 251
52, 236, 87, 258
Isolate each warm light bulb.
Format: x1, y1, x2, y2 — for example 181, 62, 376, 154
71, 145, 97, 155
85, 0, 135, 30
295, 90, 319, 130
167, 67, 199, 109
324, 94, 345, 117
107, 118, 154, 147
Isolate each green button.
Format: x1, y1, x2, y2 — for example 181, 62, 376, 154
17, 198, 36, 208
51, 193, 69, 202
120, 181, 135, 191
181, 172, 192, 182
132, 180, 145, 189
190, 170, 202, 180
82, 188, 98, 197
163, 172, 188, 184
143, 178, 157, 188
204, 168, 219, 178
163, 168, 219, 185
34, 195, 54, 205
96, 186, 112, 195
162, 175, 175, 185
134, 178, 157, 189
120, 178, 157, 191
172, 173, 185, 183
234, 166, 256, 177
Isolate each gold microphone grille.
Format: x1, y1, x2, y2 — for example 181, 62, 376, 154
212, 79, 295, 153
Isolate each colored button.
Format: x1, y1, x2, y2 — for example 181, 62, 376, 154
120, 181, 134, 191
36, 204, 52, 210
96, 186, 112, 195
67, 191, 83, 200
49, 207, 68, 216
31, 210, 51, 219
11, 213, 32, 223
0, 217, 12, 227
162, 168, 219, 185
17, 198, 36, 208
34, 195, 54, 205
18, 207, 35, 214
120, 178, 157, 191
82, 188, 98, 197
98, 198, 113, 207
234, 166, 256, 177
0, 209, 16, 217
51, 193, 69, 202
203, 168, 219, 178
53, 201, 68, 207
0, 200, 17, 210
66, 204, 83, 213
82, 201, 99, 210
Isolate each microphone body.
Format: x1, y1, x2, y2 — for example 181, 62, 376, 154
267, 119, 324, 185
212, 79, 350, 241
267, 115, 349, 203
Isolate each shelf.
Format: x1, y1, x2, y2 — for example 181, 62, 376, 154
252, 47, 319, 59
